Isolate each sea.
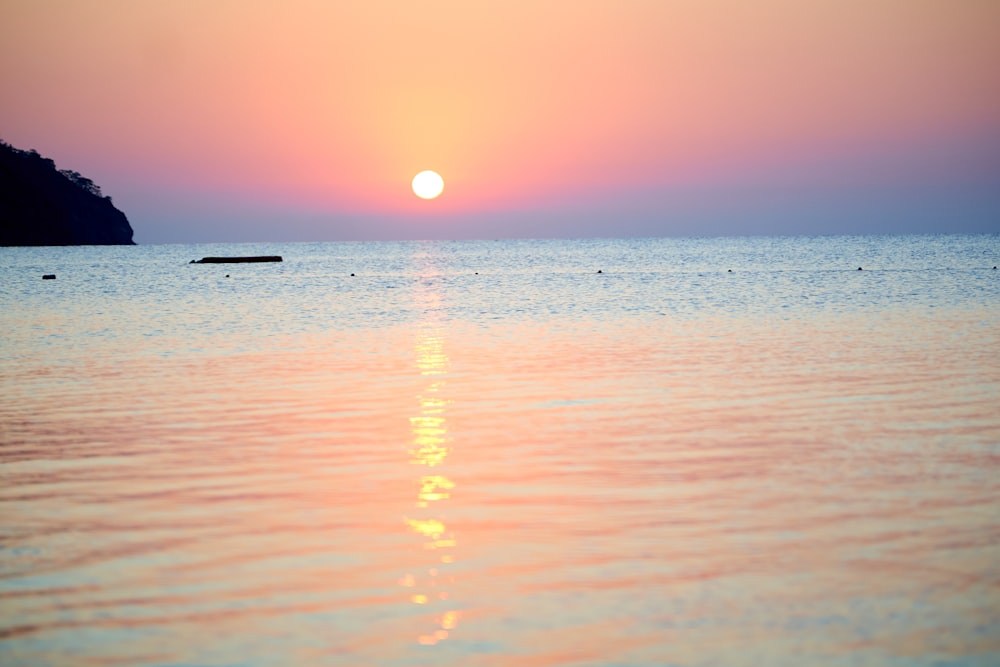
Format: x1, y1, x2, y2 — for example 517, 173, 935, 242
1, 234, 999, 667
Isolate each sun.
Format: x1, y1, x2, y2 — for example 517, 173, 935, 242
412, 170, 444, 200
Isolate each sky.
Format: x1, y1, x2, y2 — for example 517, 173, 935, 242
2, 0, 999, 243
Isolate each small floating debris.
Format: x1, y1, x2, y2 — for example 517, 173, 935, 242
597, 269, 603, 274
190, 256, 282, 264
857, 267, 863, 271
42, 274, 56, 280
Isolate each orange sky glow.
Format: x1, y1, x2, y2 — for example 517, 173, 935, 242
1, 0, 998, 241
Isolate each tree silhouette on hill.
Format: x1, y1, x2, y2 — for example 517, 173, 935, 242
0, 140, 134, 245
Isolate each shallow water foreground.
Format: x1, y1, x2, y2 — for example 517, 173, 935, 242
1, 236, 999, 666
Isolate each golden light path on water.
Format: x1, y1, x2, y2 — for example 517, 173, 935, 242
399, 257, 460, 647
0, 238, 998, 666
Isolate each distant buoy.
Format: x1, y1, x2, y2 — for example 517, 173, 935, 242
350, 273, 355, 277
858, 267, 863, 271
42, 274, 56, 280
225, 274, 230, 278
597, 269, 603, 274
727, 269, 732, 273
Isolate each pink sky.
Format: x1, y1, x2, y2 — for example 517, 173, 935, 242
2, 0, 998, 242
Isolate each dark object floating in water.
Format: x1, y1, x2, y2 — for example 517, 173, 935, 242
728, 269, 732, 273
858, 267, 863, 270
190, 256, 282, 264
42, 274, 56, 279
597, 269, 603, 273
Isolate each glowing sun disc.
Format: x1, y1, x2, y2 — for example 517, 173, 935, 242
412, 170, 444, 199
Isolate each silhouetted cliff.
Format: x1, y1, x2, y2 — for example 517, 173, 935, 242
0, 141, 134, 245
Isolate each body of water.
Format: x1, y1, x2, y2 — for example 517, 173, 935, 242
2, 235, 999, 666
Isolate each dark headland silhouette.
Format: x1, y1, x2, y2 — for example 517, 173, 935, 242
1, 140, 134, 246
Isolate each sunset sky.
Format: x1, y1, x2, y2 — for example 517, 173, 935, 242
2, 0, 998, 243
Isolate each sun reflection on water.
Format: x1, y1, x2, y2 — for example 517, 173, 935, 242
399, 265, 460, 647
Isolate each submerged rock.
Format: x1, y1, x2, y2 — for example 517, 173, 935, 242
191, 256, 283, 264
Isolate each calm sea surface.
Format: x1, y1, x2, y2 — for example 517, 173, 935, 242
1, 235, 999, 667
